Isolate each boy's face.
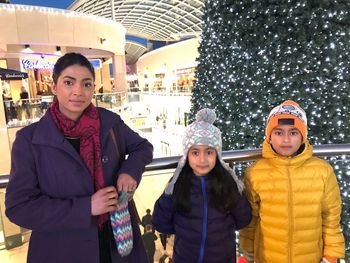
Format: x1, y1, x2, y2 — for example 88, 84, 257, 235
270, 125, 303, 157
188, 145, 217, 176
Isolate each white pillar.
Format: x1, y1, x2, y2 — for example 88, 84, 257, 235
112, 54, 127, 92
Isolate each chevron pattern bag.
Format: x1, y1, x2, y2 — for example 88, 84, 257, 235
110, 191, 133, 257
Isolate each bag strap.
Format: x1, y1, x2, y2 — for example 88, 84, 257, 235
109, 127, 141, 225
109, 127, 120, 168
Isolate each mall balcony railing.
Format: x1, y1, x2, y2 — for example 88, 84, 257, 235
145, 143, 350, 171
1, 144, 349, 252
1, 143, 349, 189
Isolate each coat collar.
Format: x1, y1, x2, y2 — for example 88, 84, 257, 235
32, 108, 118, 146
97, 108, 119, 146
32, 110, 66, 146
262, 139, 313, 167
31, 108, 119, 163
32, 111, 83, 165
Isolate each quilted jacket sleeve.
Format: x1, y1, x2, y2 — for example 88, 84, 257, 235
231, 191, 252, 230
321, 163, 345, 259
239, 168, 260, 254
152, 193, 176, 234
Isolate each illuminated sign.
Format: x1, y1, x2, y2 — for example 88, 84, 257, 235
21, 59, 55, 70
176, 67, 195, 75
0, 67, 28, 80
89, 59, 102, 69
21, 58, 102, 70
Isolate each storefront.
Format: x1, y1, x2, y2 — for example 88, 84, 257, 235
0, 67, 29, 94
19, 57, 104, 99
0, 56, 107, 127
20, 57, 56, 98
137, 37, 199, 94
0, 67, 29, 121
0, 67, 28, 80
0, 3, 127, 175
174, 67, 195, 93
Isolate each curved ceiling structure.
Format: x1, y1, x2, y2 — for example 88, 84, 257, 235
69, 0, 204, 64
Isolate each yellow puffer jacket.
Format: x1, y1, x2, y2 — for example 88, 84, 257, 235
240, 140, 345, 263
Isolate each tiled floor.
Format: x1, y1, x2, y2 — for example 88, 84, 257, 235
0, 242, 27, 263
0, 232, 173, 263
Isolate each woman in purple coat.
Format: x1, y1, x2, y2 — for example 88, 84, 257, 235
153, 109, 252, 263
5, 53, 153, 263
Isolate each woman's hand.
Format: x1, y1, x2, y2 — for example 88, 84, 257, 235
91, 186, 118, 215
117, 173, 137, 193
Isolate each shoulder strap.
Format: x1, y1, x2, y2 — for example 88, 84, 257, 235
109, 127, 120, 168
109, 127, 141, 225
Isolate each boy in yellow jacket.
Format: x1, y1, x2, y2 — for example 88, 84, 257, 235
240, 100, 345, 263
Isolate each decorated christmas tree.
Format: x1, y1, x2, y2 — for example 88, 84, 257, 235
191, 0, 350, 259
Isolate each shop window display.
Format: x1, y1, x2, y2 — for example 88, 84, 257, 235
4, 98, 53, 127
19, 86, 31, 120
2, 91, 17, 123
174, 67, 195, 93
154, 73, 165, 92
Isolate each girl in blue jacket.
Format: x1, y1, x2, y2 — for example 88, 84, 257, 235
153, 108, 252, 263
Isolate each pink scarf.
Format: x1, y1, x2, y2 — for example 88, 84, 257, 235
50, 100, 107, 228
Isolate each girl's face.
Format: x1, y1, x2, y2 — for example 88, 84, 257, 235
188, 145, 217, 177
51, 64, 95, 121
270, 125, 303, 157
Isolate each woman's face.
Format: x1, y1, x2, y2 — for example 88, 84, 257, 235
51, 64, 95, 121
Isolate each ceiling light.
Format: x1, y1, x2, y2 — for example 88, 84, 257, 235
23, 44, 33, 53
55, 46, 62, 55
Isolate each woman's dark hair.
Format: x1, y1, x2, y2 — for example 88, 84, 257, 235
52, 52, 95, 84
173, 158, 241, 214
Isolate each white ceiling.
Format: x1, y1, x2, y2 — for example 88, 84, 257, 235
69, 0, 204, 64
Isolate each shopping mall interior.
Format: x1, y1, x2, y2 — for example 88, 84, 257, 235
0, 0, 349, 262
0, 0, 203, 262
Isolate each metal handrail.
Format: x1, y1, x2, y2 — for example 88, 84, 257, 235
142, 143, 350, 171
0, 175, 9, 188
1, 143, 350, 186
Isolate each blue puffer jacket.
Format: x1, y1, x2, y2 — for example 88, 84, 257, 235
153, 174, 251, 263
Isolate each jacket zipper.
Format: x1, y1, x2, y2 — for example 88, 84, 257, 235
287, 164, 293, 263
198, 177, 208, 263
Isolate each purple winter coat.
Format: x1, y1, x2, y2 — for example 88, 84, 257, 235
5, 108, 153, 263
153, 175, 252, 263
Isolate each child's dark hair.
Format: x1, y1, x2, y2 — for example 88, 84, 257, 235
173, 159, 241, 214
52, 52, 95, 84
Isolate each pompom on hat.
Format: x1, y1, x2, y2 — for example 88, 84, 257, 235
164, 108, 243, 195
265, 100, 308, 143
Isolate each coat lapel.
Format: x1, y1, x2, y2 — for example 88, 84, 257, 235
98, 108, 116, 146
32, 111, 90, 173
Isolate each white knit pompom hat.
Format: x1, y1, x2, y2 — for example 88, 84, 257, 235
164, 108, 243, 195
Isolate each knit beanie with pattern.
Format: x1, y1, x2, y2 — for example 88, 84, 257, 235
265, 100, 308, 143
164, 108, 243, 195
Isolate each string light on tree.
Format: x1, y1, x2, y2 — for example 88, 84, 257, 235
191, 0, 350, 259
